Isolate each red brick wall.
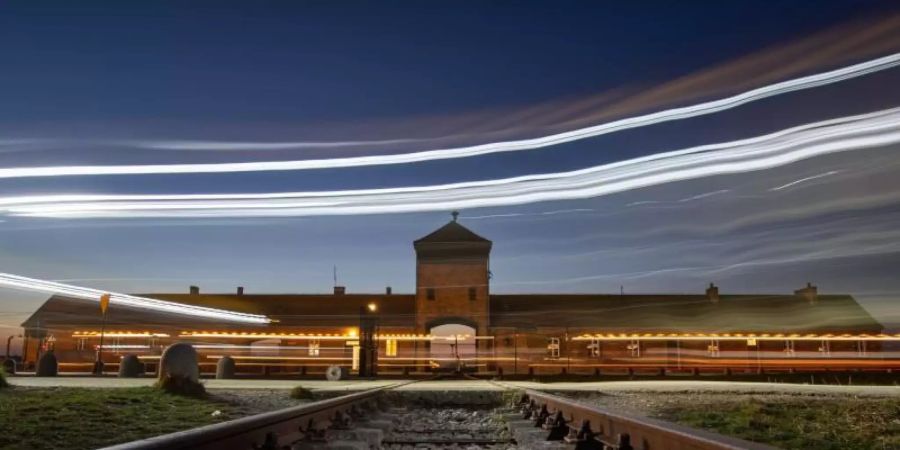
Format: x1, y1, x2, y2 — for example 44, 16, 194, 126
415, 257, 490, 335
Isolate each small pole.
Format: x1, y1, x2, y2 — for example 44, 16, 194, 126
514, 329, 518, 375
94, 294, 110, 376
455, 334, 460, 372
5, 335, 15, 359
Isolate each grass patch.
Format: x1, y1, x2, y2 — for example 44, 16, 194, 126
289, 386, 314, 400
659, 396, 900, 450
0, 386, 240, 450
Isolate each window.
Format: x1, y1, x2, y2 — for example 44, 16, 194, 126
547, 337, 560, 359
468, 287, 477, 301
385, 339, 398, 357
426, 288, 435, 300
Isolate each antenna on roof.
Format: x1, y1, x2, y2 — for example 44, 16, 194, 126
333, 265, 338, 287
620, 285, 624, 296
451, 211, 459, 222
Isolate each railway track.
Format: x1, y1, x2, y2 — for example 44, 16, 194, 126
102, 377, 778, 449
510, 387, 777, 450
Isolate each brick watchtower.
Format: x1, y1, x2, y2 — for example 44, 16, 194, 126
413, 212, 492, 338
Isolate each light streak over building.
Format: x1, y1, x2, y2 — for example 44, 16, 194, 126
0, 273, 271, 324
2, 107, 899, 218
0, 53, 897, 180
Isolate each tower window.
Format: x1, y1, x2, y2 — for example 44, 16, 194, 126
468, 287, 477, 301
426, 288, 435, 300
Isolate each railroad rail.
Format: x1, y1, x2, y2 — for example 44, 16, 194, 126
518, 389, 777, 450
102, 375, 781, 450
100, 381, 415, 450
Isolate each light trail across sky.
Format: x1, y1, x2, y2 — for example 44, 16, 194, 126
0, 273, 271, 324
1, 107, 899, 219
0, 53, 898, 179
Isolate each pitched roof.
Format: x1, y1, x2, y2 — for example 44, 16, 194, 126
20, 293, 417, 332
414, 221, 491, 244
413, 221, 492, 258
490, 294, 883, 333
144, 293, 416, 327
22, 291, 882, 336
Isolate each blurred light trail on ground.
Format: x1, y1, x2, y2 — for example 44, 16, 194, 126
1, 108, 898, 219
0, 273, 270, 324
0, 53, 898, 179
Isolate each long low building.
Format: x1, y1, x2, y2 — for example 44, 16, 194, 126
18, 217, 895, 375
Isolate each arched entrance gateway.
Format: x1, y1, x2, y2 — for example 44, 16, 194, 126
413, 213, 492, 372
429, 323, 476, 370
426, 317, 478, 371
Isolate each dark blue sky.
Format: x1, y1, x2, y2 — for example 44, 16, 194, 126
1, 1, 896, 126
2, 1, 900, 333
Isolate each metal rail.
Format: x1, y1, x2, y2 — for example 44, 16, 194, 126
520, 389, 777, 450
100, 381, 416, 450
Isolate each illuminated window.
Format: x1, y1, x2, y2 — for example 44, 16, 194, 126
385, 339, 398, 357
468, 287, 477, 301
547, 337, 560, 359
426, 288, 435, 301
627, 340, 640, 357
309, 340, 320, 356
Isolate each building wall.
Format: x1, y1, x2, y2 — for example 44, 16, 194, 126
415, 257, 490, 336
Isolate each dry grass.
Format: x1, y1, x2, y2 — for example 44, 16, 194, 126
658, 396, 900, 450
289, 385, 314, 400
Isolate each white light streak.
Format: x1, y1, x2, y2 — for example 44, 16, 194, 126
2, 108, 898, 219
0, 273, 270, 324
0, 54, 897, 179
677, 190, 732, 202
465, 208, 595, 220
769, 170, 841, 191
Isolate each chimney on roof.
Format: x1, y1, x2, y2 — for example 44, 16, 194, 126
386, 286, 392, 295
706, 282, 719, 303
334, 286, 346, 295
189, 285, 200, 295
795, 282, 818, 304
237, 286, 244, 296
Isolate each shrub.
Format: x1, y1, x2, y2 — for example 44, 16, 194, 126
154, 374, 206, 397
0, 366, 8, 388
290, 386, 314, 400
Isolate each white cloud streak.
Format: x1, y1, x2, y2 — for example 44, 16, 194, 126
1, 108, 898, 219
0, 53, 897, 179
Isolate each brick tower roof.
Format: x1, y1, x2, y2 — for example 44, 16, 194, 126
413, 217, 492, 258
414, 220, 490, 244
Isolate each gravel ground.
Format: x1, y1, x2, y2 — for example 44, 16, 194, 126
381, 407, 515, 450
208, 388, 310, 415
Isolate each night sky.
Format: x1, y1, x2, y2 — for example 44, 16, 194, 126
2, 1, 900, 339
